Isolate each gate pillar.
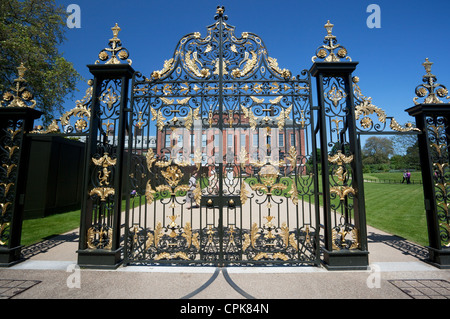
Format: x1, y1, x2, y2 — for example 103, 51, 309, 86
0, 63, 43, 266
310, 21, 368, 270
77, 24, 134, 268
406, 59, 450, 269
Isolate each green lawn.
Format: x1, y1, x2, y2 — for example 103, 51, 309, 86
363, 181, 428, 246
21, 208, 81, 247
21, 197, 131, 247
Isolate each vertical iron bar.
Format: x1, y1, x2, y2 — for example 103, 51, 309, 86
217, 12, 224, 266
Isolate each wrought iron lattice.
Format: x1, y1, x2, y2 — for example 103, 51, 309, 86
85, 78, 124, 250
0, 119, 23, 246
321, 75, 360, 251
124, 7, 320, 266
426, 116, 450, 248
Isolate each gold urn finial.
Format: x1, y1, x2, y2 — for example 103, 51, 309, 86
111, 23, 121, 40
422, 58, 433, 76
16, 62, 27, 81
324, 20, 335, 40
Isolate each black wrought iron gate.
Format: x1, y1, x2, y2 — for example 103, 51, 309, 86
123, 8, 321, 266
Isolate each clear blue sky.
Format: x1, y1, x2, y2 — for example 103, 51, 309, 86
56, 0, 450, 137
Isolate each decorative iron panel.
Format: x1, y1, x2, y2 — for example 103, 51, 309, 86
426, 115, 450, 248
124, 7, 320, 266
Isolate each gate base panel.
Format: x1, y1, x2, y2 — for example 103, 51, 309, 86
427, 247, 450, 269
322, 249, 369, 271
0, 246, 24, 267
77, 248, 123, 269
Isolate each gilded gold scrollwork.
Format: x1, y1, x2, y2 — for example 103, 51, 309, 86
276, 105, 292, 130
89, 187, 115, 201
231, 51, 258, 78
353, 76, 420, 133
184, 51, 210, 78
266, 57, 292, 79
161, 165, 184, 188
325, 85, 347, 107
151, 58, 175, 80
150, 107, 166, 131
241, 104, 257, 130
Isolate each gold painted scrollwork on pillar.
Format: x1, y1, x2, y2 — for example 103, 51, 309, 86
89, 153, 117, 202
87, 225, 113, 249
332, 226, 359, 250
328, 150, 355, 201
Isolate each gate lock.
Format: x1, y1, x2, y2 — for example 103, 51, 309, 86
201, 196, 241, 208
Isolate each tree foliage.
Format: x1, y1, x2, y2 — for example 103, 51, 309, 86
0, 0, 81, 124
362, 135, 420, 172
362, 136, 394, 164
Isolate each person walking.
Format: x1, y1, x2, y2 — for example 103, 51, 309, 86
186, 170, 199, 209
402, 170, 407, 183
406, 170, 411, 184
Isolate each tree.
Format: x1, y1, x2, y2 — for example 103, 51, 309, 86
362, 136, 394, 164
391, 135, 420, 170
404, 140, 420, 170
0, 0, 81, 124
390, 135, 418, 156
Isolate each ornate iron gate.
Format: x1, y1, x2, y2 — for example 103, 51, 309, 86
123, 7, 321, 265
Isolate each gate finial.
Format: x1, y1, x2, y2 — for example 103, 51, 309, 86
312, 20, 351, 63
214, 5, 227, 20
95, 23, 132, 65
413, 58, 449, 105
0, 62, 36, 108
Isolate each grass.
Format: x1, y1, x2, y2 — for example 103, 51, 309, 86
363, 181, 428, 246
20, 197, 132, 247
20, 173, 430, 248
21, 208, 81, 247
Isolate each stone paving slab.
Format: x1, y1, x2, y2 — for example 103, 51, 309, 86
0, 224, 449, 300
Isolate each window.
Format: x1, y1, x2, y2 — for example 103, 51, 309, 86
291, 133, 295, 146
227, 134, 233, 147
177, 135, 183, 148
279, 133, 284, 147
252, 134, 258, 147
214, 134, 219, 147
202, 134, 207, 147
240, 134, 246, 148
165, 134, 171, 148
